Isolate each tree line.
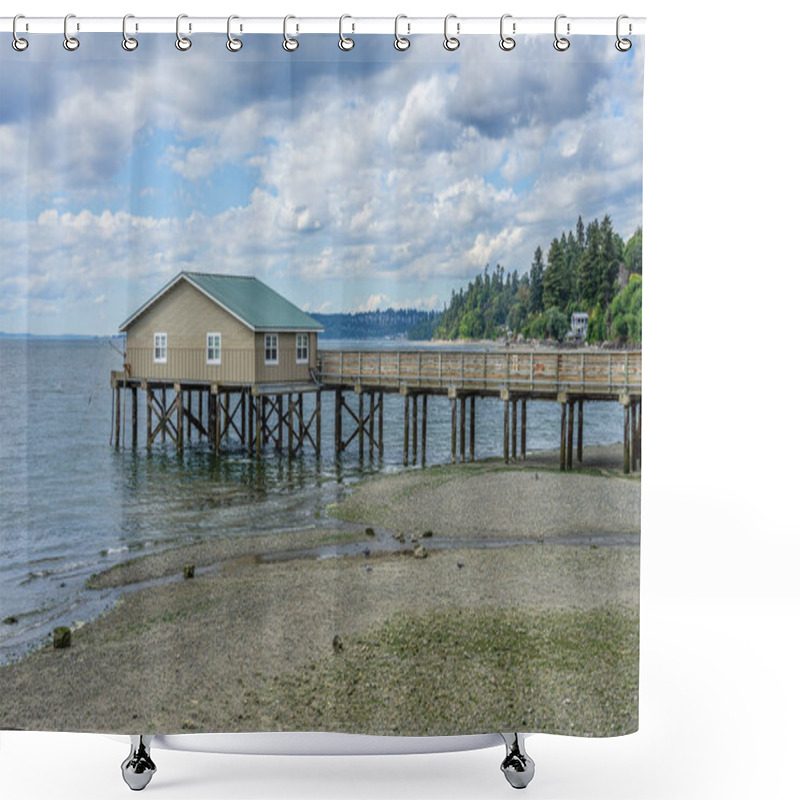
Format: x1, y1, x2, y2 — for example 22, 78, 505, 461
431, 216, 642, 344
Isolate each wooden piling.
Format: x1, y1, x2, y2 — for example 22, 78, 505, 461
450, 396, 458, 464
567, 400, 574, 470
378, 392, 384, 456
503, 397, 510, 464
421, 393, 428, 465
520, 399, 526, 460
161, 388, 167, 443
359, 391, 365, 459
176, 385, 184, 451
577, 400, 584, 463
623, 402, 631, 474
404, 393, 410, 466
214, 392, 222, 455
316, 390, 322, 457
559, 400, 567, 472
146, 389, 153, 450
131, 387, 138, 448
114, 386, 121, 448
469, 395, 476, 462
458, 395, 465, 463
369, 392, 375, 457
333, 390, 341, 454
511, 399, 517, 460
187, 391, 192, 442
412, 394, 418, 464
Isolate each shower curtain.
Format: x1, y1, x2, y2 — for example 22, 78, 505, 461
0, 25, 643, 741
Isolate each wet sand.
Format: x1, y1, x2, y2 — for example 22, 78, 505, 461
0, 450, 639, 736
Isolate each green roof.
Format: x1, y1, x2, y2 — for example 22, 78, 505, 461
120, 272, 324, 332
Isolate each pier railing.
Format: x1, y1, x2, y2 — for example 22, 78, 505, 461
317, 348, 641, 397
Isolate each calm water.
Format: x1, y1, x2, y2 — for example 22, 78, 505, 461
0, 338, 623, 663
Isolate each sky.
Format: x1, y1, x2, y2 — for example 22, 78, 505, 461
0, 32, 643, 335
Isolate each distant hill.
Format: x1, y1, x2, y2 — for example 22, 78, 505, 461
313, 309, 440, 340
0, 332, 123, 341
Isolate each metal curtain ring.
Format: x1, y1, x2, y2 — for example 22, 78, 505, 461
12, 14, 29, 51
227, 15, 242, 51
443, 14, 460, 51
553, 14, 570, 51
176, 14, 192, 51
283, 15, 299, 51
615, 14, 632, 51
63, 13, 79, 51
394, 14, 410, 51
499, 14, 515, 51
122, 14, 138, 51
339, 14, 354, 50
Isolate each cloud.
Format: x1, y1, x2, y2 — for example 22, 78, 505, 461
0, 34, 643, 333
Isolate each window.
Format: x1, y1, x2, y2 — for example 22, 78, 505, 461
296, 333, 309, 364
265, 334, 279, 365
206, 333, 221, 365
153, 333, 167, 363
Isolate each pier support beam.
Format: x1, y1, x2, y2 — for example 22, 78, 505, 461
404, 391, 410, 466
114, 386, 121, 448
130, 387, 138, 448
450, 388, 458, 464
421, 393, 428, 465
558, 392, 568, 472
620, 392, 631, 474
520, 399, 526, 460
567, 399, 574, 470
175, 384, 184, 452
469, 395, 476, 462
502, 388, 510, 464
577, 400, 583, 463
378, 391, 384, 457
512, 399, 518, 460
459, 395, 466, 463
412, 394, 418, 464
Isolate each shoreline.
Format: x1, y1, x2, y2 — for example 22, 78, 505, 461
0, 447, 640, 736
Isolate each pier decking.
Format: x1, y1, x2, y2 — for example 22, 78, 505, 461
111, 348, 641, 472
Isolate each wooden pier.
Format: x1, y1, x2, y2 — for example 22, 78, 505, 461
112, 348, 641, 472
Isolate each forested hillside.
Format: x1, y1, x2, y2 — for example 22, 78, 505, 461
314, 309, 439, 340
435, 217, 642, 344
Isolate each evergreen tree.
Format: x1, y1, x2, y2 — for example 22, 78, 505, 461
542, 238, 569, 310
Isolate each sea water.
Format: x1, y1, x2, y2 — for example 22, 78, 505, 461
0, 338, 624, 663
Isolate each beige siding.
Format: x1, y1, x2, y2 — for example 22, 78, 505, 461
125, 280, 255, 383
254, 332, 318, 384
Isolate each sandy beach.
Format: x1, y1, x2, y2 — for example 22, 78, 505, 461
0, 448, 639, 737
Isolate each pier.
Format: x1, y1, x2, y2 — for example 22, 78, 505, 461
111, 348, 642, 472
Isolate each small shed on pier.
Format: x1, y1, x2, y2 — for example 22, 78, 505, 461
119, 272, 323, 385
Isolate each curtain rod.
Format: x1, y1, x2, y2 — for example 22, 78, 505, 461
1, 16, 645, 37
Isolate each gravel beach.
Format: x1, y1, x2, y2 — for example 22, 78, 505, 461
0, 451, 640, 736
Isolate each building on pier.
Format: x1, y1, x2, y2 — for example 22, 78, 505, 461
113, 272, 324, 455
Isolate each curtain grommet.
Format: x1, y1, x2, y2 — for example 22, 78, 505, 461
283, 15, 299, 51
394, 15, 410, 51
443, 14, 460, 51
63, 13, 79, 51
175, 14, 192, 51
615, 15, 632, 51
12, 14, 29, 51
499, 14, 516, 51
554, 14, 570, 51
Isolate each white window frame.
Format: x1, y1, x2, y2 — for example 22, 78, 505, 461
296, 333, 309, 365
264, 333, 279, 366
206, 332, 221, 365
153, 332, 167, 364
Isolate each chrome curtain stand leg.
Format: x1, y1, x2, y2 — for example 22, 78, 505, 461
500, 732, 535, 789
121, 735, 157, 791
